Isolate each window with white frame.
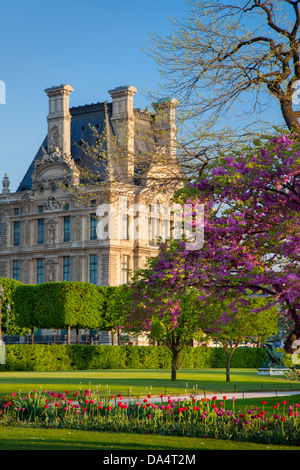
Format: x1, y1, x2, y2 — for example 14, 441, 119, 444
90, 254, 97, 284
122, 255, 129, 284
13, 260, 20, 281
149, 203, 160, 245
63, 256, 71, 281
37, 259, 44, 284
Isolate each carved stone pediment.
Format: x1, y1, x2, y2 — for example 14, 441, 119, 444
32, 146, 80, 190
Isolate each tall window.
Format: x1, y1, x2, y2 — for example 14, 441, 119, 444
90, 213, 97, 240
90, 254, 97, 284
149, 204, 160, 245
12, 260, 20, 281
37, 259, 44, 284
122, 214, 129, 240
63, 256, 71, 281
63, 216, 70, 242
37, 219, 44, 244
162, 219, 170, 241
13, 221, 20, 246
122, 255, 129, 284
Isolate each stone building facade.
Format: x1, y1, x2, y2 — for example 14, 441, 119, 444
0, 84, 181, 343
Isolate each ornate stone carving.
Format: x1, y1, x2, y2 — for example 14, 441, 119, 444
45, 196, 61, 210
48, 224, 55, 242
47, 265, 54, 282
50, 126, 59, 146
32, 145, 80, 189
2, 173, 10, 194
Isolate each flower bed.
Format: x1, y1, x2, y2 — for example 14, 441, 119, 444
1, 389, 300, 446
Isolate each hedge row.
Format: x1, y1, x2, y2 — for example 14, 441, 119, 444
0, 345, 266, 371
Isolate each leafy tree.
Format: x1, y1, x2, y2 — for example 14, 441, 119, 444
198, 293, 279, 382
97, 286, 124, 345
113, 246, 216, 381
147, 0, 300, 134
14, 282, 105, 344
0, 277, 29, 338
111, 130, 300, 371
183, 131, 300, 336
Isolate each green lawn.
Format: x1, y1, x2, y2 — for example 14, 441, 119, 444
1, 368, 300, 452
0, 368, 299, 398
0, 426, 299, 451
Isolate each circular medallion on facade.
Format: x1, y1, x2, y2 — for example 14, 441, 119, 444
51, 126, 59, 146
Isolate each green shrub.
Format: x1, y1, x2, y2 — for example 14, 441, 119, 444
0, 345, 267, 371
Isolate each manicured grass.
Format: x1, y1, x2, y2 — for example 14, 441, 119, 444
0, 426, 299, 451
1, 368, 300, 452
0, 368, 299, 398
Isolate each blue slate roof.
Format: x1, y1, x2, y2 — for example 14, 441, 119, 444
17, 101, 112, 192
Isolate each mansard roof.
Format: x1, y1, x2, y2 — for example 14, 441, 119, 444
17, 101, 112, 192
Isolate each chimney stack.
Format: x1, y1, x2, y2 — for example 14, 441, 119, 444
44, 84, 73, 156
153, 98, 178, 160
108, 86, 137, 181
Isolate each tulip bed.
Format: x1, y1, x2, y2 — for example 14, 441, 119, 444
1, 389, 300, 446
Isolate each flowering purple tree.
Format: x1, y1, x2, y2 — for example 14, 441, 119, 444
184, 132, 300, 344
116, 245, 207, 381
117, 132, 300, 377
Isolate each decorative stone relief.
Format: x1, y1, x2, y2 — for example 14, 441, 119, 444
32, 145, 80, 189
47, 265, 55, 282
45, 196, 61, 210
48, 224, 55, 243
50, 127, 59, 147
2, 174, 10, 194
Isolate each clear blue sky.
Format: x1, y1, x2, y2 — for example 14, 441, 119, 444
0, 0, 186, 192
0, 0, 284, 192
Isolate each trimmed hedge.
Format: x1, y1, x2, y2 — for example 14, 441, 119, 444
13, 282, 104, 331
0, 345, 266, 371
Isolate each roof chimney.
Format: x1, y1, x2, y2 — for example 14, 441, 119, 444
44, 84, 73, 156
108, 86, 137, 181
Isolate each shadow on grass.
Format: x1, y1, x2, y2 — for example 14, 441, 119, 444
1, 369, 299, 397
0, 427, 296, 451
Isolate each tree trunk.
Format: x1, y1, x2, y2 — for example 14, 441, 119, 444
67, 325, 71, 345
111, 329, 115, 345
76, 328, 79, 345
31, 328, 34, 344
224, 344, 238, 382
279, 97, 300, 133
171, 348, 179, 381
226, 351, 231, 383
